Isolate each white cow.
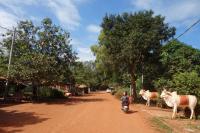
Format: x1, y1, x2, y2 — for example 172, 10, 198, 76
139, 89, 159, 106
160, 89, 197, 119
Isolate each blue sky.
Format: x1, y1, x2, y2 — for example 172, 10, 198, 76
0, 0, 200, 61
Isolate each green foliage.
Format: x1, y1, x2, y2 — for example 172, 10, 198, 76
161, 40, 200, 76
114, 86, 130, 99
0, 56, 7, 76
154, 40, 200, 98
38, 87, 65, 98
153, 77, 173, 91
136, 77, 142, 91
50, 89, 65, 98
38, 87, 52, 97
115, 89, 124, 99
72, 61, 99, 88
92, 10, 175, 98
10, 53, 57, 82
91, 39, 117, 85
122, 73, 131, 86
1, 18, 77, 97
172, 71, 200, 97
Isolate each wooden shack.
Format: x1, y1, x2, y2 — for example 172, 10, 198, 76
76, 84, 88, 95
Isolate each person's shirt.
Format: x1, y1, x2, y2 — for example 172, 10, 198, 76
121, 96, 129, 105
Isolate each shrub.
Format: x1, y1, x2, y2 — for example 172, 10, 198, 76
172, 71, 200, 97
154, 71, 200, 101
153, 77, 173, 89
38, 87, 51, 97
114, 86, 130, 99
38, 87, 65, 98
50, 89, 65, 98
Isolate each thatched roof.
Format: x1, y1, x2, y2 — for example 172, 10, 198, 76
77, 84, 87, 89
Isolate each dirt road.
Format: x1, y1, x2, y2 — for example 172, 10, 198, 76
0, 92, 157, 133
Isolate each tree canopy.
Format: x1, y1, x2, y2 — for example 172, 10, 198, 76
154, 40, 200, 98
1, 18, 77, 96
161, 40, 200, 77
92, 10, 175, 98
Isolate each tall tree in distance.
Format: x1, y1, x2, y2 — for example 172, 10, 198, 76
98, 10, 175, 99
91, 32, 114, 85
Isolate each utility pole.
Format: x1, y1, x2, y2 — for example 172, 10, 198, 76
142, 73, 143, 87
141, 55, 144, 89
4, 28, 16, 99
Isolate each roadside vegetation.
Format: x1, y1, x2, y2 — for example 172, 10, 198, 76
91, 10, 200, 106
0, 10, 200, 113
150, 117, 173, 133
0, 18, 99, 101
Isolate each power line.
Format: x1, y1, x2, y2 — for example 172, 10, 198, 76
0, 25, 13, 32
175, 18, 200, 40
0, 25, 29, 38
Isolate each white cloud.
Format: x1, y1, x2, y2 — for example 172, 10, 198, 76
77, 47, 95, 61
0, 9, 18, 54
0, 10, 18, 30
47, 0, 81, 29
0, 0, 36, 33
0, 0, 82, 30
78, 47, 91, 54
71, 38, 82, 46
0, 10, 18, 41
131, 0, 200, 26
86, 24, 101, 33
132, 0, 152, 9
70, 38, 96, 61
0, 0, 37, 17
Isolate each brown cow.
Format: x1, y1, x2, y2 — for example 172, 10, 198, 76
139, 89, 159, 106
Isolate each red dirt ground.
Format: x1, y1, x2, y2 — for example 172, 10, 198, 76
141, 104, 200, 133
0, 91, 158, 133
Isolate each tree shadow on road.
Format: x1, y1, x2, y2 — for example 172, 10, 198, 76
0, 92, 107, 107
125, 110, 138, 114
0, 128, 23, 133
0, 110, 48, 132
63, 97, 106, 105
31, 96, 107, 106
0, 102, 29, 108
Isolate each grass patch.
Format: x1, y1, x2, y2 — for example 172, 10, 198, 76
151, 117, 173, 133
186, 123, 200, 131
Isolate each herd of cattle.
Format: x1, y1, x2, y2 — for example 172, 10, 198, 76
139, 89, 197, 119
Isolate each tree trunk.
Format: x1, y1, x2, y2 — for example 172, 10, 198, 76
130, 66, 137, 100
3, 82, 9, 100
130, 74, 137, 100
32, 81, 38, 100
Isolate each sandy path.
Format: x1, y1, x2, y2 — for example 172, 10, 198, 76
0, 92, 157, 133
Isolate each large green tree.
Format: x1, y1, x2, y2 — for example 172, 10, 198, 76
95, 10, 175, 98
1, 18, 77, 97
